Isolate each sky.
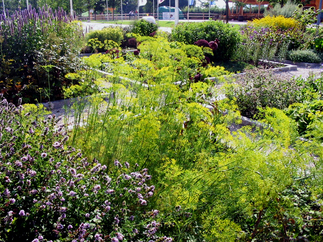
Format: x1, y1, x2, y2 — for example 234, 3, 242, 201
215, 0, 226, 8
197, 0, 233, 9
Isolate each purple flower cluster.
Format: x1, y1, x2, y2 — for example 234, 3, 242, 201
105, 48, 120, 58
240, 25, 302, 48
0, 6, 70, 37
127, 38, 137, 48
194, 38, 219, 51
194, 39, 209, 47
0, 97, 172, 241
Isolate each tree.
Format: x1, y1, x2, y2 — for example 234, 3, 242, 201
4, 0, 37, 14
265, 0, 311, 8
158, 0, 192, 10
37, 0, 69, 11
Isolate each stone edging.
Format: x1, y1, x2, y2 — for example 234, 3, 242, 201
280, 60, 322, 69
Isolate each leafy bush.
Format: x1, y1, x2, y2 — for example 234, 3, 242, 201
63, 70, 105, 98
86, 26, 124, 45
285, 100, 323, 137
292, 5, 318, 30
314, 37, 323, 52
96, 36, 210, 86
182, 6, 225, 14
85, 27, 124, 52
179, 43, 205, 59
0, 97, 173, 241
287, 49, 321, 63
250, 15, 301, 30
131, 19, 158, 36
224, 69, 305, 118
170, 21, 241, 62
201, 65, 231, 79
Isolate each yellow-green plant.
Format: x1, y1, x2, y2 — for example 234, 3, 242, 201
86, 26, 124, 45
87, 38, 104, 53
249, 15, 301, 30
64, 70, 104, 98
64, 34, 323, 241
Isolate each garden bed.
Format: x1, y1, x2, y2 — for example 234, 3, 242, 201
3, 11, 323, 241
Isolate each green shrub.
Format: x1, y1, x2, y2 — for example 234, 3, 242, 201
285, 100, 323, 137
287, 49, 321, 63
0, 97, 173, 241
85, 26, 124, 51
314, 37, 323, 52
292, 5, 318, 30
131, 19, 158, 36
170, 21, 241, 62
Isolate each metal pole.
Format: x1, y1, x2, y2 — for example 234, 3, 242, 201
187, 0, 189, 20
121, 0, 123, 20
26, 0, 29, 9
175, 0, 178, 25
157, 0, 159, 20
153, 0, 155, 18
317, 0, 322, 25
208, 0, 210, 19
2, 0, 5, 17
70, 0, 73, 19
106, 0, 109, 21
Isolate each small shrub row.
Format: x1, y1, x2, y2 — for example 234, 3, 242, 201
131, 19, 158, 37
85, 26, 124, 53
84, 20, 157, 53
287, 49, 322, 63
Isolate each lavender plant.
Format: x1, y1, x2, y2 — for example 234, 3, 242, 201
0, 96, 172, 241
234, 25, 292, 65
224, 69, 305, 118
0, 6, 84, 104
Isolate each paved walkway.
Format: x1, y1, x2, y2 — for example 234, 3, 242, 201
276, 62, 322, 79
82, 21, 174, 33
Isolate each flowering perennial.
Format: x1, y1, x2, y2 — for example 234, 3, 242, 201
0, 97, 172, 241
